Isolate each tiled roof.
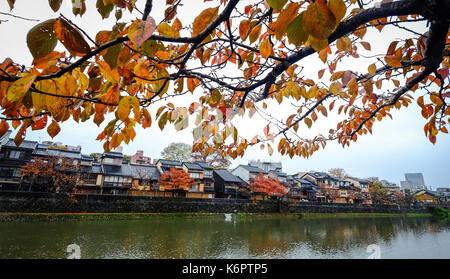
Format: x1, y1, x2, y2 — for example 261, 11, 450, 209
195, 161, 214, 170
270, 170, 287, 177
103, 151, 123, 158
130, 164, 160, 180
5, 139, 38, 150
214, 169, 243, 183
158, 159, 182, 166
183, 162, 203, 171
238, 164, 268, 174
102, 163, 132, 176
81, 154, 94, 161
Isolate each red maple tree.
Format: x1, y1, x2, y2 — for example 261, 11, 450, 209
249, 173, 287, 199
158, 168, 195, 193
21, 156, 79, 192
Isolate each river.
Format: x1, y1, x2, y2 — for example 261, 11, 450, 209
0, 215, 449, 259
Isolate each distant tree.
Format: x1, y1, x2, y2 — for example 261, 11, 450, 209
249, 173, 287, 200
328, 168, 347, 178
369, 181, 389, 205
158, 168, 195, 196
161, 142, 192, 162
191, 149, 232, 169
89, 153, 99, 161
21, 156, 79, 193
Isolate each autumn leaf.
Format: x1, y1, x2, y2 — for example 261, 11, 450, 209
193, 7, 219, 37
97, 61, 119, 83
47, 120, 61, 138
368, 63, 377, 75
303, 0, 336, 40
260, 38, 272, 59
0, 121, 9, 138
336, 36, 352, 52
266, 0, 288, 10
274, 3, 300, 40
328, 0, 346, 23
117, 96, 140, 121
54, 18, 91, 56
157, 22, 180, 38
287, 13, 308, 47
128, 17, 157, 48
384, 55, 402, 67
27, 19, 58, 60
7, 73, 38, 102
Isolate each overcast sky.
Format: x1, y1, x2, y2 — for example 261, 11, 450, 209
0, 1, 449, 188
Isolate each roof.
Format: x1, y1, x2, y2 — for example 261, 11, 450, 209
347, 177, 369, 184
5, 139, 38, 150
195, 161, 214, 170
183, 162, 203, 171
102, 163, 132, 177
130, 164, 160, 180
270, 170, 287, 177
304, 172, 331, 179
158, 159, 182, 166
103, 151, 123, 159
81, 154, 94, 161
294, 178, 320, 189
214, 169, 243, 183
237, 164, 268, 174
80, 163, 103, 174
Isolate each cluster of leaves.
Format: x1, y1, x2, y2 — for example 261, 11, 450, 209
21, 156, 80, 192
249, 173, 287, 198
0, 0, 448, 161
158, 167, 195, 191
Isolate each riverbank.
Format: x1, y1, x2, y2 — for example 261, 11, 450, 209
0, 212, 433, 222
0, 191, 438, 216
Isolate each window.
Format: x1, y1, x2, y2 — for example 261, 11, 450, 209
0, 167, 21, 181
8, 150, 22, 159
190, 172, 200, 179
103, 158, 115, 165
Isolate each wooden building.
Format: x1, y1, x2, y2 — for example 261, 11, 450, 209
213, 168, 250, 199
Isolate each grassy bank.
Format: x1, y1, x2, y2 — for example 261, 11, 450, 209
0, 212, 432, 222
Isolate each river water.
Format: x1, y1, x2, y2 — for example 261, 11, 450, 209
0, 215, 449, 259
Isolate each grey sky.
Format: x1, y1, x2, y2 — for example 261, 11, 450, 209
0, 1, 448, 188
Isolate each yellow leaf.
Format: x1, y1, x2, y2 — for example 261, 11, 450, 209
117, 96, 140, 121
336, 36, 351, 52
7, 73, 38, 102
193, 7, 219, 37
308, 35, 329, 52
274, 3, 300, 40
385, 55, 402, 67
97, 61, 119, 83
303, 0, 336, 40
248, 24, 262, 44
368, 63, 377, 75
157, 22, 180, 38
328, 0, 346, 23
260, 38, 272, 59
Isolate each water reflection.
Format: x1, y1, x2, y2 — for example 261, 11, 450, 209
0, 216, 449, 259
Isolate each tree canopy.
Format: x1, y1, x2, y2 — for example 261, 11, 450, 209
0, 0, 448, 160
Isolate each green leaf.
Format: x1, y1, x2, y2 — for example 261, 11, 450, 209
96, 0, 114, 19
287, 12, 308, 47
27, 19, 58, 60
266, 0, 288, 10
